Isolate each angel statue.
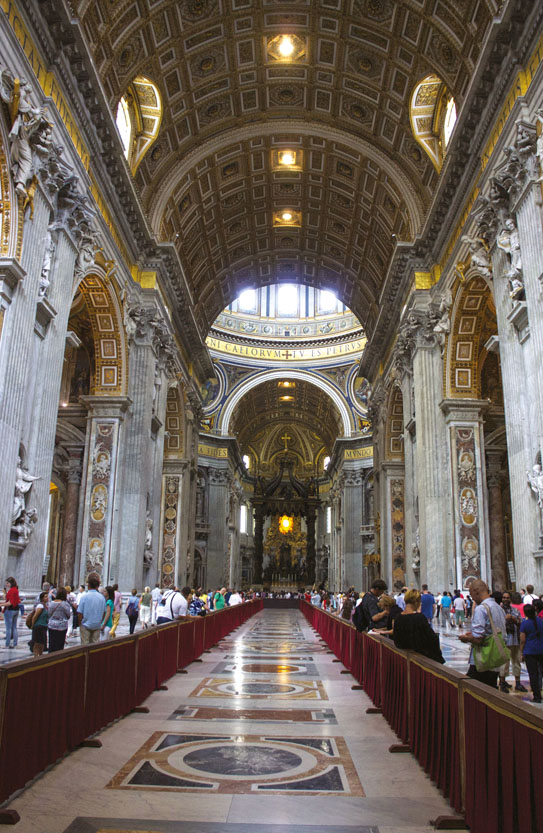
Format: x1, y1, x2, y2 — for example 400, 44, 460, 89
461, 235, 492, 279
0, 69, 47, 201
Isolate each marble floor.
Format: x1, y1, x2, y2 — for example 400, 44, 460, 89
5, 609, 458, 833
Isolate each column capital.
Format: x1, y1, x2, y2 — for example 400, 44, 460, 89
80, 395, 132, 420
439, 398, 490, 423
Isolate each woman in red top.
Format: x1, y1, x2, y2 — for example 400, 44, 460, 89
2, 577, 20, 648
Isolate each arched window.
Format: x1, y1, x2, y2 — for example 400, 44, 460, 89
115, 76, 162, 174
410, 75, 456, 171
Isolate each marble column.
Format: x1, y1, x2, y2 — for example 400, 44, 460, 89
341, 469, 364, 589
486, 450, 509, 591
58, 445, 84, 587
410, 300, 453, 593
253, 505, 264, 583
207, 466, 230, 588
78, 396, 130, 585
306, 507, 317, 585
509, 177, 543, 587
440, 400, 491, 588
158, 461, 186, 590
489, 214, 542, 589
381, 463, 406, 593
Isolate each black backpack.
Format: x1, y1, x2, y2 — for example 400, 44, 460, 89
352, 600, 369, 632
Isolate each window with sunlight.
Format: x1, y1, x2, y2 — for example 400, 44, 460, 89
242, 454, 250, 469
326, 505, 331, 534
238, 289, 257, 313
116, 97, 132, 159
443, 96, 457, 147
277, 284, 298, 316
318, 290, 337, 314
240, 504, 247, 534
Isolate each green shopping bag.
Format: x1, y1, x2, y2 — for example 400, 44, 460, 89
473, 602, 510, 672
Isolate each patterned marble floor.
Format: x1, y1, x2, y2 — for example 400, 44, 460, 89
7, 610, 456, 833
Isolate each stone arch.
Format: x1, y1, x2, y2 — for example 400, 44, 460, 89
410, 75, 456, 172
164, 385, 185, 458
445, 274, 495, 399
220, 368, 354, 438
384, 385, 404, 461
75, 268, 128, 395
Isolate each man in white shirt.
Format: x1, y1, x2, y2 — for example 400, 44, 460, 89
228, 590, 242, 606
523, 584, 538, 604
151, 583, 162, 625
395, 587, 408, 611
156, 586, 192, 624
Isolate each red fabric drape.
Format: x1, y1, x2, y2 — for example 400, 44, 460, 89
157, 622, 179, 685
134, 630, 160, 703
177, 619, 196, 669
409, 661, 461, 813
380, 644, 408, 743
463, 690, 543, 833
85, 638, 137, 737
362, 634, 381, 707
0, 651, 86, 802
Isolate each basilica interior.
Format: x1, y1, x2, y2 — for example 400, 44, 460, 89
1, 0, 543, 601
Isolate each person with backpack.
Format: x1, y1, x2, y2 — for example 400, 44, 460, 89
156, 586, 192, 623
353, 580, 389, 632
126, 589, 140, 634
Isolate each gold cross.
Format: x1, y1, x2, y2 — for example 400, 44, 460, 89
281, 432, 292, 450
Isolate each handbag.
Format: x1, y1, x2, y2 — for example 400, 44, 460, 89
473, 602, 510, 672
25, 610, 34, 629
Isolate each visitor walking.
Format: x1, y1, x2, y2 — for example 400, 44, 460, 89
520, 604, 543, 703
139, 586, 152, 628
2, 577, 20, 648
126, 589, 140, 634
78, 574, 106, 644
47, 587, 72, 652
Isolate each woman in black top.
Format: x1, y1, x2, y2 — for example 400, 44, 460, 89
393, 589, 445, 664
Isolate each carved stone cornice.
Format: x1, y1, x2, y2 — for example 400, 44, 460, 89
208, 467, 231, 486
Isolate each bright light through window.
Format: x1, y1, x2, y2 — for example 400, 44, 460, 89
443, 97, 457, 147
323, 456, 330, 470
116, 97, 131, 159
318, 290, 337, 313
326, 505, 331, 534
238, 289, 257, 312
240, 504, 247, 534
277, 284, 298, 315
242, 454, 250, 469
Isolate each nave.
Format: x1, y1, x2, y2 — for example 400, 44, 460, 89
8, 609, 451, 833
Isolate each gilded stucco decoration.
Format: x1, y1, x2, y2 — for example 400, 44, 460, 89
384, 385, 404, 460
446, 276, 495, 399
78, 274, 127, 395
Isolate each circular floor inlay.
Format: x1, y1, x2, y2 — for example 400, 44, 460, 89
182, 744, 302, 776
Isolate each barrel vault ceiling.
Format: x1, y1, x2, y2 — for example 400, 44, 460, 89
75, 0, 495, 336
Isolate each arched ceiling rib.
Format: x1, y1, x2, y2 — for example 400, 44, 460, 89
76, 0, 494, 333
230, 378, 342, 456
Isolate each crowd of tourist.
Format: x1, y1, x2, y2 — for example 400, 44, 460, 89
309, 580, 543, 702
0, 576, 251, 655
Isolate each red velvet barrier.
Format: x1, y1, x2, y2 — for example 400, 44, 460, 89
0, 600, 262, 806
362, 633, 381, 706
177, 619, 197, 669
351, 629, 364, 684
134, 630, 160, 703
463, 686, 543, 833
380, 642, 408, 743
157, 622, 180, 685
85, 637, 137, 737
408, 658, 462, 812
0, 650, 86, 802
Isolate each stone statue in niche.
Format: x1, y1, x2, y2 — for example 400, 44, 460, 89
11, 506, 38, 544
432, 289, 453, 353
411, 526, 420, 571
461, 235, 492, 280
527, 464, 543, 509
0, 69, 48, 200
535, 109, 543, 182
497, 217, 525, 299
38, 231, 55, 297
12, 457, 40, 526
143, 511, 153, 567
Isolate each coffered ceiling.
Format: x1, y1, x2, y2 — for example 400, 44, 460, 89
75, 0, 495, 335
230, 378, 342, 460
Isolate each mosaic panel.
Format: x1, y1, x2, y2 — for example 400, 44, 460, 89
159, 474, 180, 588
454, 427, 481, 584
210, 661, 320, 677
107, 732, 363, 795
189, 677, 328, 700
390, 478, 405, 592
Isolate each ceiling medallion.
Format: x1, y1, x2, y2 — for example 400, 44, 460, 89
279, 515, 294, 535
267, 34, 306, 64
273, 209, 301, 227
